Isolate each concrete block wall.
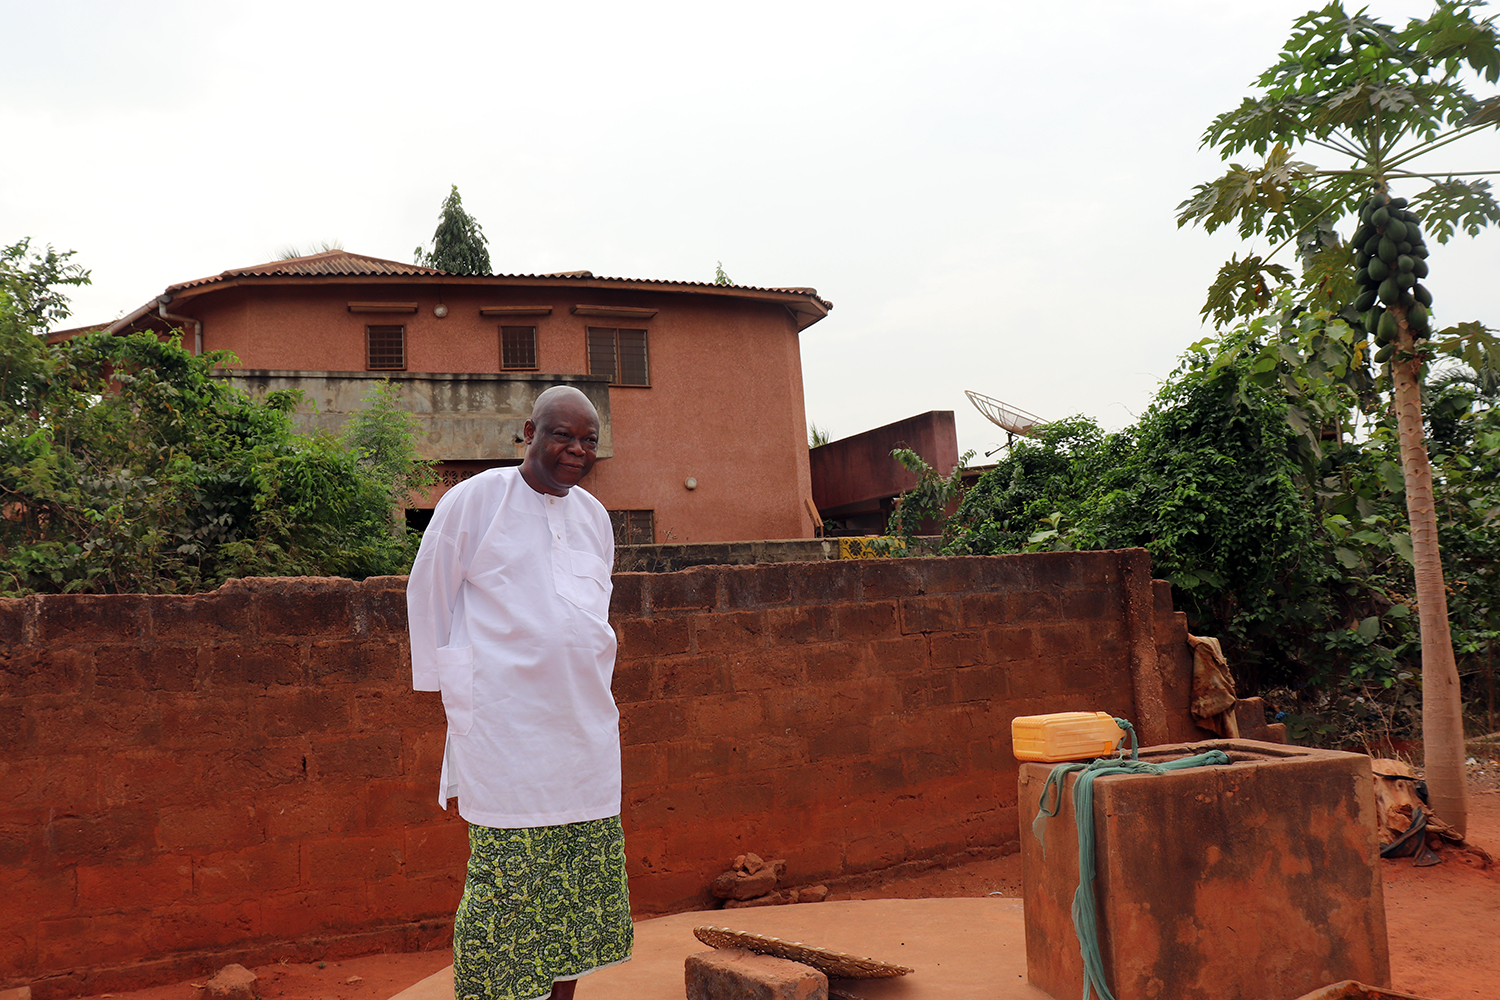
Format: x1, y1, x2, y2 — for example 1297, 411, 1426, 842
1, 550, 1198, 997
610, 551, 1190, 914
1, 577, 459, 999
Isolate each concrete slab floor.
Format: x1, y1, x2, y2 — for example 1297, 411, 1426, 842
387, 898, 1050, 1000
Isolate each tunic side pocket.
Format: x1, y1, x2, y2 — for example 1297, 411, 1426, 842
434, 645, 475, 736
561, 551, 613, 622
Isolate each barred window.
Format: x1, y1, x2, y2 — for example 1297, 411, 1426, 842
608, 509, 655, 546
500, 326, 538, 370
587, 328, 650, 386
367, 325, 405, 370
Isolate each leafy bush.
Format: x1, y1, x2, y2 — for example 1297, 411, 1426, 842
1, 239, 433, 595
945, 301, 1500, 744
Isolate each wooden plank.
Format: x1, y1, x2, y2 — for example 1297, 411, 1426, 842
347, 302, 418, 313
571, 305, 659, 319
479, 306, 554, 316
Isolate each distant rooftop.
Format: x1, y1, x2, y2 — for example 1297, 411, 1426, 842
164, 250, 831, 307
50, 250, 831, 341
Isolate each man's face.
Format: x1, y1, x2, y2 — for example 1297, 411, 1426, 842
521, 399, 599, 496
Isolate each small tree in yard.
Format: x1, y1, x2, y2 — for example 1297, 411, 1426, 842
1179, 0, 1500, 835
342, 379, 437, 533
414, 184, 491, 275
1, 239, 90, 416
1, 240, 431, 595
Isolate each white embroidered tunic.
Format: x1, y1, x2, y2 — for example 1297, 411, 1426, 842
407, 467, 620, 828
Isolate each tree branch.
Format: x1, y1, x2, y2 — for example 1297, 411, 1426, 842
1264, 182, 1345, 264
1315, 130, 1368, 159
1385, 126, 1489, 171
1385, 169, 1500, 179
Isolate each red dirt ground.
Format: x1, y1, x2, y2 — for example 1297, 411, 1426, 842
78, 769, 1500, 1000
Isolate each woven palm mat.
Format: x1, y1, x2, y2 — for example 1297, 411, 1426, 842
693, 925, 914, 979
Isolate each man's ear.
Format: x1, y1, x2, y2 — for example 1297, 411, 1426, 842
522, 419, 536, 445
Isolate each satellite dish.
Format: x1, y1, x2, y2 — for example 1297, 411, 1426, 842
965, 390, 1046, 455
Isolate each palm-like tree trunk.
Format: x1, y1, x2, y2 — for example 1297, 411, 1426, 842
1390, 305, 1470, 837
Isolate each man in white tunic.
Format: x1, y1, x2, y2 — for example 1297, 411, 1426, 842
408, 385, 630, 1000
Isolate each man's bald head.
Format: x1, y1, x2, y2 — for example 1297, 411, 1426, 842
531, 385, 598, 427
520, 386, 601, 497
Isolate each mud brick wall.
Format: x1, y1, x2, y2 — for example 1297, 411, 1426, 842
0, 577, 456, 999
611, 550, 1203, 913
1, 550, 1202, 997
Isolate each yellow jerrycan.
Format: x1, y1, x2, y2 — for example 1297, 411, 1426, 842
1011, 711, 1126, 762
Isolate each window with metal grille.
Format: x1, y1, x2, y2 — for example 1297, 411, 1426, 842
500, 326, 538, 370
608, 509, 655, 546
367, 325, 406, 370
586, 328, 650, 386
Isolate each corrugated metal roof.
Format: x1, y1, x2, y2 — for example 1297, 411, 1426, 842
165, 250, 831, 311
168, 251, 448, 290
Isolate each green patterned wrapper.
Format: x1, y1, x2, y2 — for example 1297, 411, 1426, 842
454, 816, 633, 1000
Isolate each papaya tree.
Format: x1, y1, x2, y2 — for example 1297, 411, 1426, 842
1178, 0, 1500, 836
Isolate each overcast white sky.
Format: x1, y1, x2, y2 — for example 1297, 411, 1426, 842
4, 0, 1497, 458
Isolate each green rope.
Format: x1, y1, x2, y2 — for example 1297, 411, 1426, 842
1030, 721, 1232, 1000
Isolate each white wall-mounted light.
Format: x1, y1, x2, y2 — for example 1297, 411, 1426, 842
433, 303, 449, 318
684, 477, 698, 491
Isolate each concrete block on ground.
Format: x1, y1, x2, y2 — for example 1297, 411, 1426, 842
686, 948, 828, 1000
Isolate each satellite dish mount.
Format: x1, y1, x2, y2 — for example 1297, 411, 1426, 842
965, 390, 1046, 456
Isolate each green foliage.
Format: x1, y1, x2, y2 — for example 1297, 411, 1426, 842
2, 239, 92, 417
0, 251, 430, 594
0, 331, 429, 595
414, 185, 491, 275
886, 447, 973, 541
341, 379, 437, 518
1179, 1, 1500, 327
941, 298, 1500, 741
1175, 4, 1500, 772
714, 261, 734, 286
945, 417, 1128, 554
951, 339, 1322, 678
809, 422, 831, 448
2, 238, 91, 330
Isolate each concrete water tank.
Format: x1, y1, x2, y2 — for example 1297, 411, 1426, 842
1020, 740, 1390, 1000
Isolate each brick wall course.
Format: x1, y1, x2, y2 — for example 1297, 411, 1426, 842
35, 595, 146, 644
618, 616, 689, 658
2, 550, 1212, 998
763, 605, 833, 645
832, 600, 897, 639
253, 578, 358, 636
858, 560, 927, 600
721, 563, 793, 609
694, 611, 766, 653
607, 572, 648, 617
146, 589, 251, 642
657, 655, 734, 699
787, 560, 859, 604
649, 566, 720, 610
0, 597, 30, 648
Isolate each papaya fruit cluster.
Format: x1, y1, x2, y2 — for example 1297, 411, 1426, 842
1352, 193, 1432, 364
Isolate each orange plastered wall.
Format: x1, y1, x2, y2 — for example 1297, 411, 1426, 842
180, 283, 815, 542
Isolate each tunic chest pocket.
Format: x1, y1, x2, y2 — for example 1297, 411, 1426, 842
558, 551, 612, 622
434, 645, 475, 736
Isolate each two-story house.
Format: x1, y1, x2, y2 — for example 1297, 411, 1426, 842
53, 250, 832, 544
